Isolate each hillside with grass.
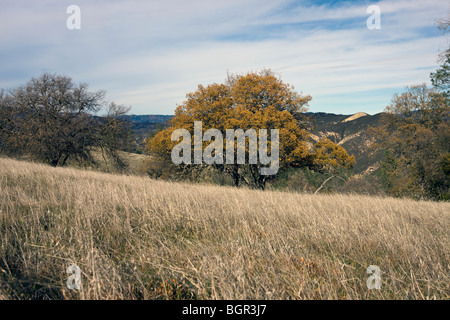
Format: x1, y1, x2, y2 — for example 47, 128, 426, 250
0, 157, 448, 300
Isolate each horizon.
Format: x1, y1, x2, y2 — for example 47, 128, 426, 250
1, 0, 448, 115
124, 110, 379, 116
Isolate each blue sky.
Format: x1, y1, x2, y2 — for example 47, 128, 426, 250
0, 0, 448, 115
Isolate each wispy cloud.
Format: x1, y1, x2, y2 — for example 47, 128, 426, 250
0, 0, 448, 115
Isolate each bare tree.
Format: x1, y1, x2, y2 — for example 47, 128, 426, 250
0, 73, 131, 168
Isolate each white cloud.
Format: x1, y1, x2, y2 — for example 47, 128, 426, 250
0, 0, 447, 114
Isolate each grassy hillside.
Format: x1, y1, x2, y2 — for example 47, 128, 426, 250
0, 157, 448, 299
68, 148, 151, 175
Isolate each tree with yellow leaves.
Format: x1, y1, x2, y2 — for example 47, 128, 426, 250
312, 138, 356, 172
147, 69, 355, 189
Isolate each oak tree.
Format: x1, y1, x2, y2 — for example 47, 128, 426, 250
0, 73, 131, 168
147, 70, 355, 189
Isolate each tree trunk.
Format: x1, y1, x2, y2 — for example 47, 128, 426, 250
233, 164, 239, 187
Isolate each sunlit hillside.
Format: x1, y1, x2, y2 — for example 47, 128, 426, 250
0, 157, 448, 299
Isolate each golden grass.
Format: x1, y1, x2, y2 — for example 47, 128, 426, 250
67, 148, 151, 174
0, 157, 448, 299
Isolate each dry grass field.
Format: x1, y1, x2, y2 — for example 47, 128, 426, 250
0, 157, 448, 300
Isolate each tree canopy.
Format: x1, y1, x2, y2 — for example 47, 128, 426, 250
146, 70, 355, 189
375, 83, 449, 200
0, 73, 131, 169
373, 16, 450, 200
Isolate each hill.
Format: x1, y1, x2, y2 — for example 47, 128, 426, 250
305, 112, 384, 174
119, 115, 173, 124
0, 157, 448, 299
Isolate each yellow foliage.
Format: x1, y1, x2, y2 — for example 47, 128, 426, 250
147, 70, 355, 173
312, 139, 356, 171
147, 70, 312, 168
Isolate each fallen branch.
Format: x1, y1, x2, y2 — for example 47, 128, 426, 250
314, 175, 347, 194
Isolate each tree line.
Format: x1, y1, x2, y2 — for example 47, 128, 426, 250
369, 16, 449, 200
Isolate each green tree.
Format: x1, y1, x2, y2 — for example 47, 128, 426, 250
377, 85, 449, 200
374, 15, 450, 200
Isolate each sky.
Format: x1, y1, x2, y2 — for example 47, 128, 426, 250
0, 0, 448, 115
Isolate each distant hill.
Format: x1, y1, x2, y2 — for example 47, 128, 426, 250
119, 114, 173, 124
125, 112, 384, 175
119, 115, 174, 148
305, 112, 384, 174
